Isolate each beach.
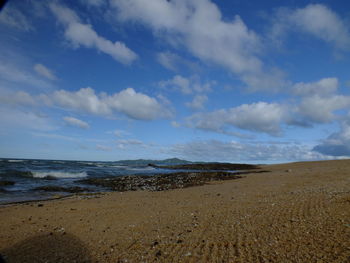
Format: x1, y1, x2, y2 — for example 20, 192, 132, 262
0, 159, 349, 262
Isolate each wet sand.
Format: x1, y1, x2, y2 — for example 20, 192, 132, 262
0, 159, 349, 262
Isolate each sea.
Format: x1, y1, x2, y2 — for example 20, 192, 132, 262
0, 158, 183, 204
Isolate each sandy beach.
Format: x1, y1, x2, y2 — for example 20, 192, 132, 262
0, 159, 349, 262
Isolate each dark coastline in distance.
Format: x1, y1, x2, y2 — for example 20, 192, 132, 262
148, 162, 259, 170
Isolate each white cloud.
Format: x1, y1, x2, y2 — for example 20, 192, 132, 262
186, 94, 208, 110
34, 64, 57, 80
116, 139, 147, 149
0, 62, 52, 89
50, 87, 171, 120
0, 89, 37, 107
157, 52, 184, 71
0, 4, 33, 31
313, 119, 350, 156
297, 95, 350, 124
292, 78, 338, 97
159, 75, 213, 94
169, 140, 325, 162
187, 102, 286, 136
51, 87, 111, 116
96, 144, 112, 151
49, 3, 137, 65
0, 107, 55, 132
0, 85, 171, 121
157, 51, 199, 72
107, 88, 171, 120
80, 0, 105, 7
111, 0, 285, 91
113, 129, 127, 137
160, 75, 191, 94
181, 77, 350, 137
171, 121, 180, 128
271, 4, 350, 50
292, 78, 350, 124
63, 116, 90, 129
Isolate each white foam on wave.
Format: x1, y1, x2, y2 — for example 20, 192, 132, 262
8, 159, 25, 162
32, 171, 88, 179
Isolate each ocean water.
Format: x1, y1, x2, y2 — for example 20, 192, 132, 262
0, 158, 177, 204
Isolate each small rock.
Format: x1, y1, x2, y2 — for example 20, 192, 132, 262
155, 250, 162, 257
152, 241, 159, 247
38, 204, 44, 207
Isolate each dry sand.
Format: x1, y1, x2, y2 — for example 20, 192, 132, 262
0, 159, 349, 262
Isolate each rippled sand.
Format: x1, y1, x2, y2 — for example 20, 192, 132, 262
0, 159, 349, 262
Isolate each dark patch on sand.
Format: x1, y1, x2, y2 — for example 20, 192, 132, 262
77, 170, 267, 192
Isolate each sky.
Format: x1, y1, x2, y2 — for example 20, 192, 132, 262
0, 0, 350, 163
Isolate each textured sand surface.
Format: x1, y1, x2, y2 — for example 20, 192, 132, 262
0, 160, 349, 262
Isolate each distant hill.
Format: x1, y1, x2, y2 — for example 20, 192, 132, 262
112, 158, 192, 166
149, 162, 259, 170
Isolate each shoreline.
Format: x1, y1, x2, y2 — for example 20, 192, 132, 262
0, 166, 266, 205
0, 159, 349, 262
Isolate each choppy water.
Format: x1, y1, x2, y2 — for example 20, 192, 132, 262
0, 158, 178, 204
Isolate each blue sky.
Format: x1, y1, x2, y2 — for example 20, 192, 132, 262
0, 0, 350, 163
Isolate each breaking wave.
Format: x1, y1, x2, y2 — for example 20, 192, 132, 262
31, 171, 88, 179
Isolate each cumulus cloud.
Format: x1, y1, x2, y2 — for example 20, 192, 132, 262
271, 4, 350, 50
51, 87, 111, 115
0, 107, 55, 131
184, 77, 350, 137
49, 87, 171, 120
292, 78, 338, 97
187, 102, 286, 136
157, 51, 199, 72
160, 75, 191, 94
0, 62, 52, 89
168, 140, 325, 162
292, 78, 350, 124
186, 94, 208, 110
159, 75, 213, 94
80, 0, 105, 7
313, 119, 350, 156
111, 0, 285, 91
63, 116, 90, 129
0, 85, 171, 121
34, 64, 57, 80
297, 95, 350, 124
0, 4, 33, 31
0, 89, 37, 107
157, 52, 184, 71
49, 3, 137, 64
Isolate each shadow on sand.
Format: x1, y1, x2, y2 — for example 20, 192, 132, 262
0, 232, 93, 263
